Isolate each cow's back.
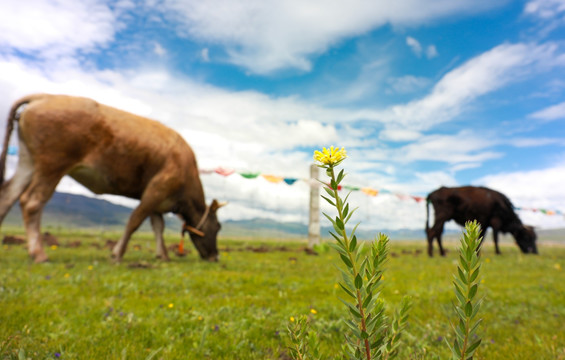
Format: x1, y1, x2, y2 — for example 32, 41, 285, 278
428, 186, 498, 226
17, 94, 197, 199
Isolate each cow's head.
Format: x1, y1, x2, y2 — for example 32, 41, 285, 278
183, 200, 226, 261
514, 225, 537, 254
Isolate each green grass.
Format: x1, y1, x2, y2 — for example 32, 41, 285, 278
1, 230, 564, 359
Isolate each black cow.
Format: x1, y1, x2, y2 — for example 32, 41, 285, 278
426, 186, 537, 256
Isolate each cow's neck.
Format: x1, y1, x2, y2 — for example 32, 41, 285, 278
181, 199, 207, 229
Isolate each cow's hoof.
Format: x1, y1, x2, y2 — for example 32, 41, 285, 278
32, 252, 49, 263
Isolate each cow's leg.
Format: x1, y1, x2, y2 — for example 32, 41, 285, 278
19, 173, 61, 263
492, 230, 501, 255
112, 184, 170, 261
428, 218, 447, 257
150, 213, 169, 261
0, 143, 33, 224
111, 205, 151, 262
489, 219, 502, 255
437, 231, 446, 257
426, 227, 435, 257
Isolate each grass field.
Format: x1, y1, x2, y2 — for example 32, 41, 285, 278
1, 228, 564, 359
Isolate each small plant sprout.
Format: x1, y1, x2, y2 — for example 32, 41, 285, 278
288, 146, 411, 360
287, 315, 320, 360
447, 220, 484, 360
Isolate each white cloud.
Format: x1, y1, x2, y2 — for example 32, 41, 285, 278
426, 44, 439, 58
0, 55, 343, 221
375, 42, 564, 130
477, 164, 565, 229
529, 101, 565, 121
406, 37, 438, 59
0, 0, 119, 58
406, 36, 423, 57
153, 42, 166, 56
524, 0, 565, 19
201, 48, 210, 62
154, 0, 506, 73
524, 0, 565, 38
394, 130, 503, 164
387, 75, 430, 94
379, 128, 422, 142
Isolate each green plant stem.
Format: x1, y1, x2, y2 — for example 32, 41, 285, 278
329, 166, 372, 360
459, 248, 475, 359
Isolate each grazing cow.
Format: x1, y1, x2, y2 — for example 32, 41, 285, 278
0, 94, 225, 263
426, 186, 537, 256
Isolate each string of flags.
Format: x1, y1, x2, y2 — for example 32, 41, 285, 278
199, 167, 563, 217
4, 147, 562, 218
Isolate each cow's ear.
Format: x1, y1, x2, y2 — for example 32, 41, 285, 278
211, 199, 228, 212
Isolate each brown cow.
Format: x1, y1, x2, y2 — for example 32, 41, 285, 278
426, 186, 537, 256
0, 94, 225, 263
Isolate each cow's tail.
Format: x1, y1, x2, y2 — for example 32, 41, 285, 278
0, 94, 46, 185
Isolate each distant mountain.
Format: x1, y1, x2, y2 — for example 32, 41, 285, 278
222, 218, 429, 240
3, 192, 137, 228
2, 192, 428, 238
3, 192, 562, 242
2, 192, 181, 230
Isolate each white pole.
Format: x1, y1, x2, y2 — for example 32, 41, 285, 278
308, 164, 320, 247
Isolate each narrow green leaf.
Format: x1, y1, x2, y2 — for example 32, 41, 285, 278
471, 299, 483, 319
340, 254, 353, 268
330, 178, 338, 191
339, 282, 357, 299
469, 284, 478, 300
349, 236, 357, 252
453, 339, 462, 357
336, 169, 345, 184
323, 213, 336, 227
344, 206, 358, 224
355, 274, 363, 289
323, 186, 336, 198
469, 318, 482, 334
470, 266, 481, 283
458, 267, 468, 285
327, 241, 347, 255
465, 301, 473, 317
453, 282, 467, 304
321, 195, 336, 207
466, 338, 482, 354
362, 291, 373, 308
348, 304, 362, 319
336, 217, 345, 230
460, 255, 470, 272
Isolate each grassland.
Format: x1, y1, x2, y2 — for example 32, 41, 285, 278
0, 227, 564, 359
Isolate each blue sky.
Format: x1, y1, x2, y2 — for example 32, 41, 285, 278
1, 0, 565, 231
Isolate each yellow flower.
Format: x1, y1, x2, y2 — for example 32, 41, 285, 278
198, 316, 203, 321
64, 273, 70, 278
555, 263, 562, 270
50, 245, 57, 250
313, 146, 347, 166
310, 308, 317, 314
88, 265, 93, 270
168, 303, 174, 308
290, 316, 295, 322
